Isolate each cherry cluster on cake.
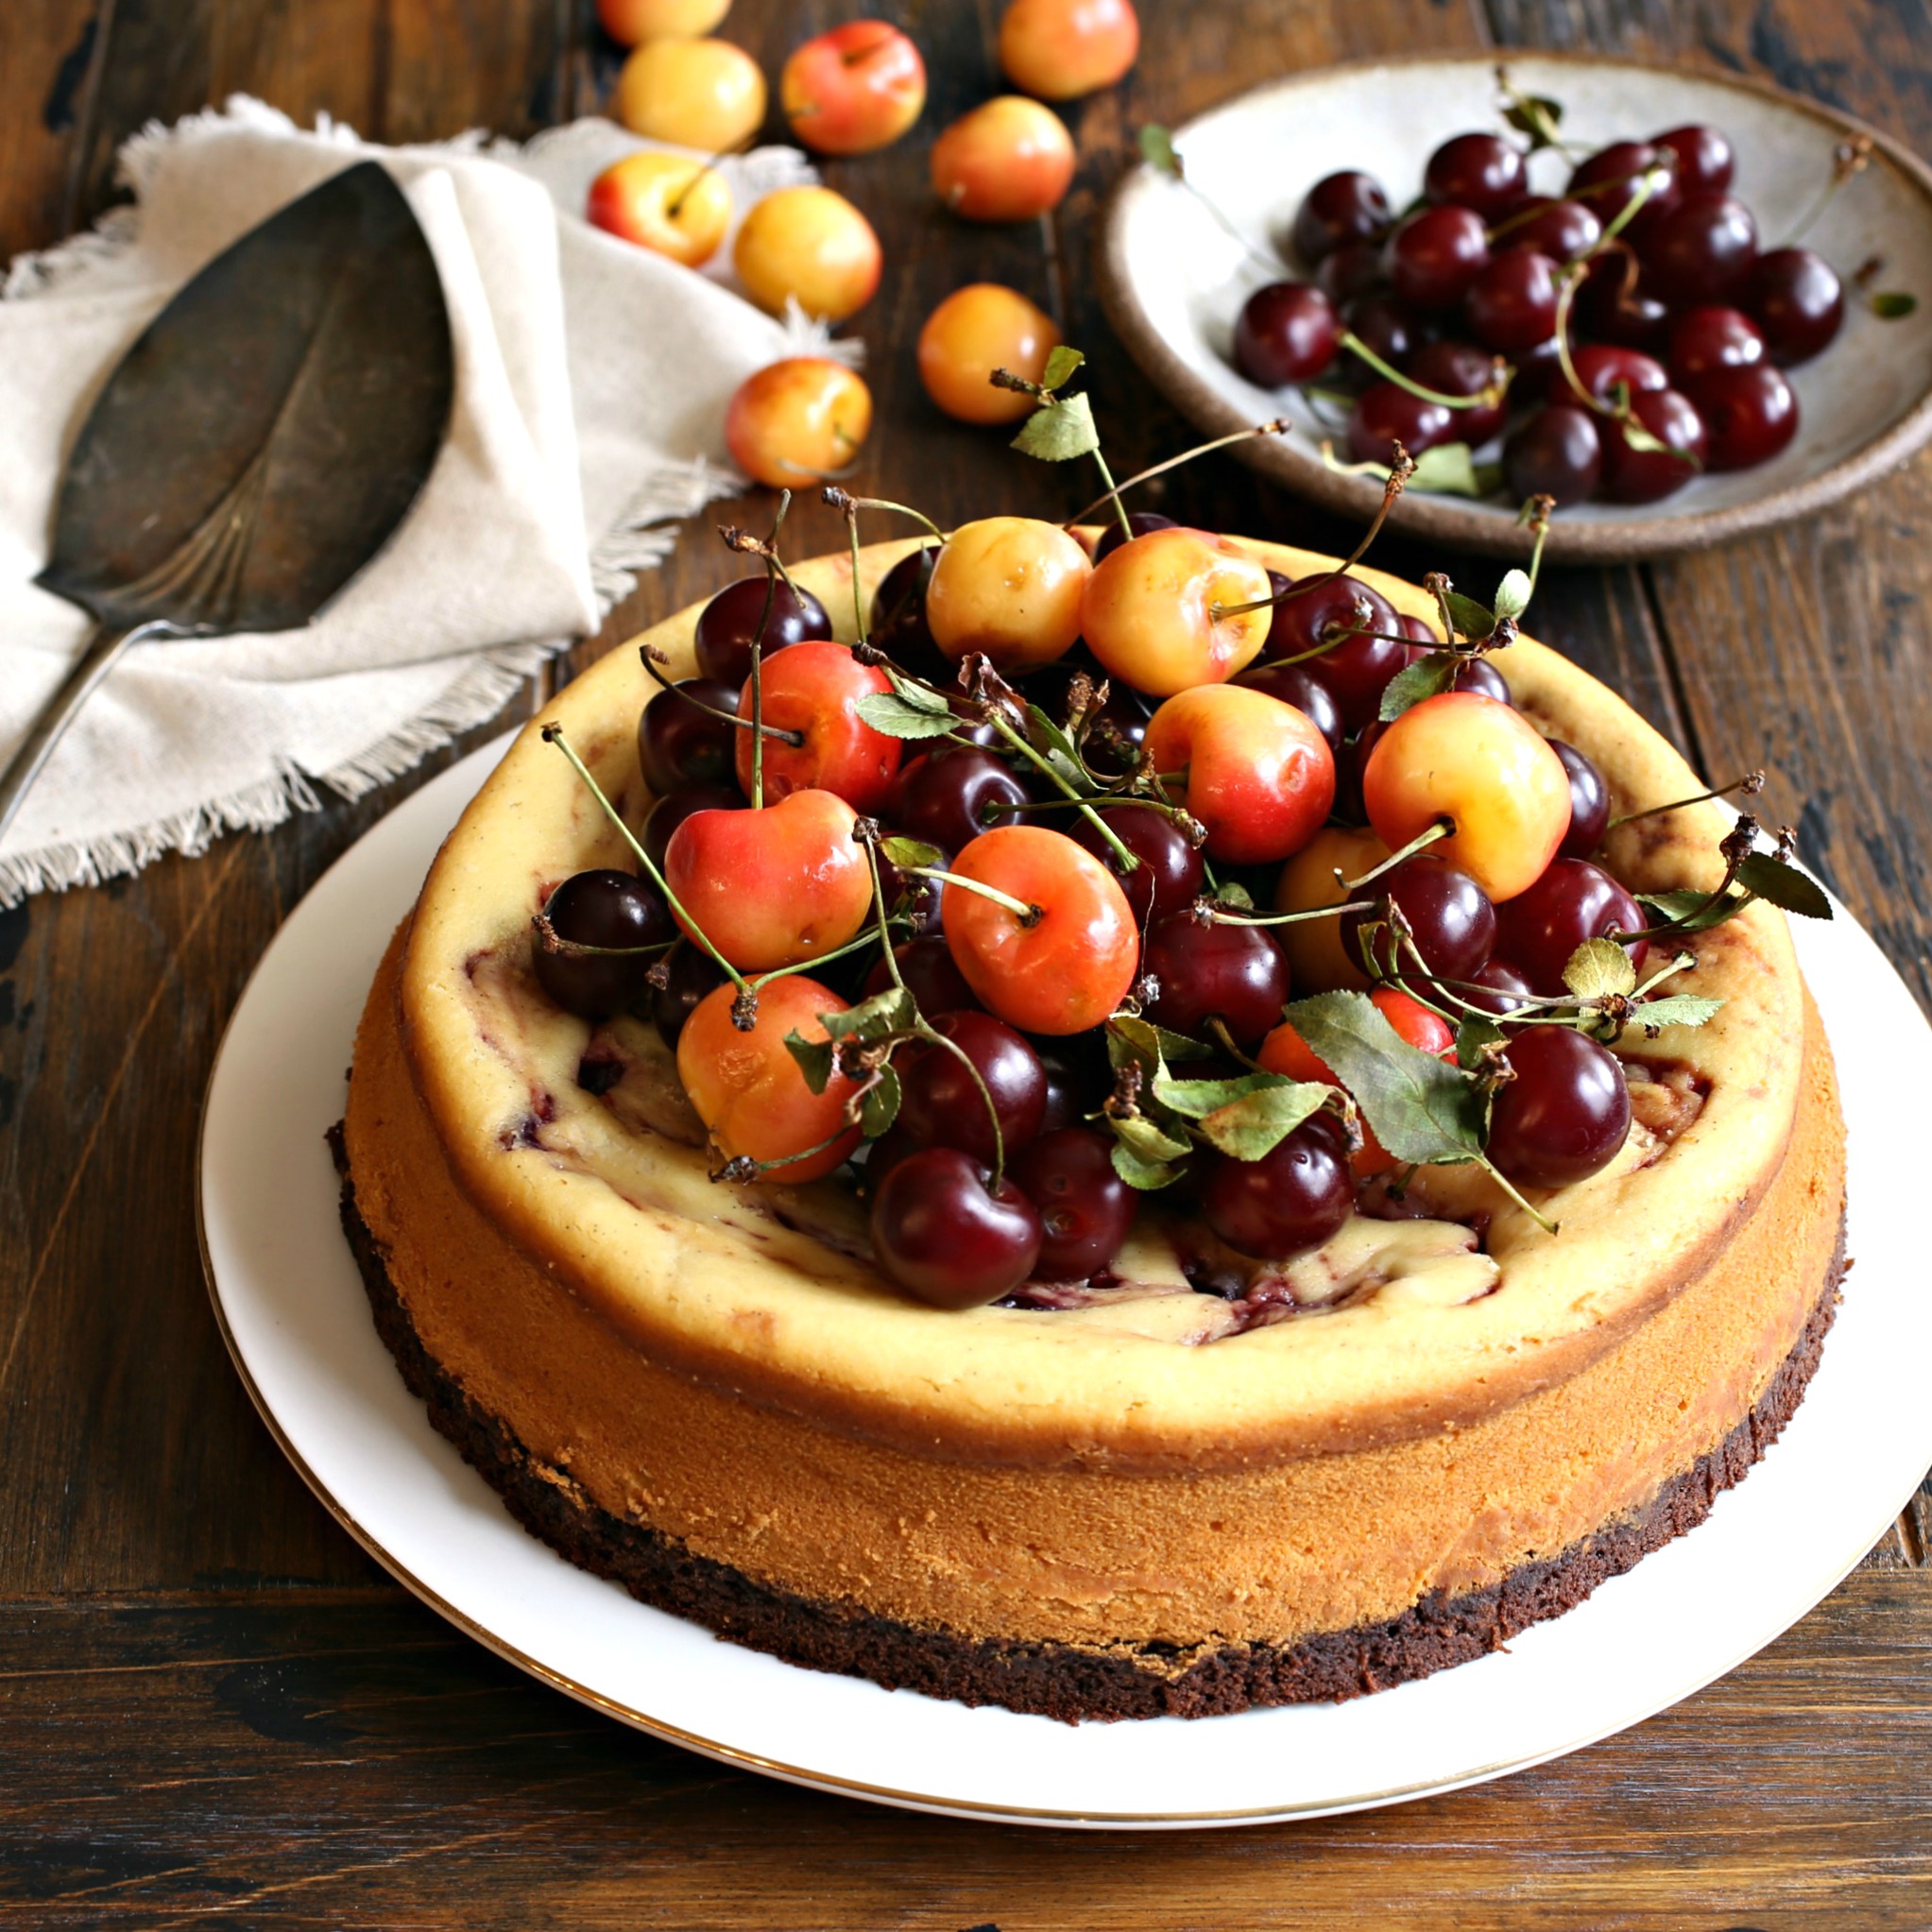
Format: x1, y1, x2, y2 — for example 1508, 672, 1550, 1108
531, 378, 1827, 1314
1216, 80, 1889, 509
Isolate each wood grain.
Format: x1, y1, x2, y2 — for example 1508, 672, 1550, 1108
0, 0, 1926, 1918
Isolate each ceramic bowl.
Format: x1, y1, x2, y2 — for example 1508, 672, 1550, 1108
1097, 53, 1932, 560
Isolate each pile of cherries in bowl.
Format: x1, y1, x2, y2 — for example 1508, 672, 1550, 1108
1231, 121, 1848, 506
530, 504, 1687, 1313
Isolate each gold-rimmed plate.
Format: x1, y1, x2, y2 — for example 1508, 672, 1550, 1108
1097, 52, 1932, 561
197, 733, 1932, 1826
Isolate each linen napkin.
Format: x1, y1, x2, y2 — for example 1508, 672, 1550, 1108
0, 98, 844, 905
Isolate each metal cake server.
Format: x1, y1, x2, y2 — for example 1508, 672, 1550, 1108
0, 158, 454, 844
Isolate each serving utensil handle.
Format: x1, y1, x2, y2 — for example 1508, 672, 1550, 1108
0, 620, 173, 846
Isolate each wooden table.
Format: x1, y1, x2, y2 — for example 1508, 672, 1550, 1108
5, 0, 1928, 1922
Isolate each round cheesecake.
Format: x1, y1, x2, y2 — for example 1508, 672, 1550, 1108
339, 536, 1847, 1720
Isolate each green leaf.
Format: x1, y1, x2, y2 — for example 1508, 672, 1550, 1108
1151, 1066, 1289, 1120
1636, 883, 1752, 934
1377, 650, 1460, 721
1455, 1012, 1506, 1071
1872, 290, 1918, 319
1563, 936, 1638, 1000
1137, 124, 1180, 175
1111, 1113, 1191, 1165
1408, 441, 1484, 497
1193, 1081, 1331, 1159
1011, 392, 1102, 463
1214, 879, 1255, 911
855, 692, 961, 740
818, 984, 915, 1042
860, 1066, 900, 1138
1735, 851, 1834, 920
1040, 345, 1086, 391
1502, 93, 1565, 152
881, 666, 953, 713
1492, 568, 1532, 623
1105, 1012, 1211, 1074
1632, 993, 1723, 1034
1025, 701, 1086, 773
1286, 990, 1487, 1166
1111, 1138, 1186, 1190
879, 834, 945, 873
1442, 589, 1497, 641
783, 1030, 835, 1096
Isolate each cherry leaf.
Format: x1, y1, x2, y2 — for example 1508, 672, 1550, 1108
1407, 441, 1483, 497
1378, 650, 1460, 721
1492, 567, 1532, 622
859, 1066, 901, 1138
1285, 990, 1487, 1166
1443, 589, 1498, 641
1106, 1012, 1212, 1074
1111, 1139, 1186, 1190
1455, 1012, 1507, 1071
1563, 936, 1638, 1000
1151, 1066, 1289, 1120
881, 666, 953, 714
1214, 879, 1256, 911
1735, 851, 1834, 920
783, 1030, 836, 1096
1011, 392, 1102, 462
1138, 124, 1182, 176
1040, 345, 1086, 391
879, 834, 944, 871
854, 692, 960, 740
819, 984, 915, 1042
1111, 1112, 1191, 1166
1193, 1081, 1332, 1159
1632, 993, 1723, 1035
1872, 290, 1918, 319
1636, 883, 1753, 934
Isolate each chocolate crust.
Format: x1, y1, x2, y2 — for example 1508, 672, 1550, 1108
332, 1130, 1847, 1723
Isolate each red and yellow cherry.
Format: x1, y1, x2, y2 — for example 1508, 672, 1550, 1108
1080, 527, 1274, 697
598, 0, 730, 43
781, 20, 925, 155
677, 975, 863, 1185
613, 37, 765, 150
942, 826, 1138, 1034
725, 358, 873, 488
1140, 913, 1291, 1047
1362, 692, 1572, 902
1273, 825, 1389, 993
664, 789, 872, 970
926, 518, 1090, 671
998, 0, 1138, 100
1143, 683, 1336, 865
931, 96, 1075, 222
733, 186, 882, 323
868, 1146, 1042, 1307
586, 151, 732, 267
917, 284, 1061, 425
1258, 986, 1452, 1175
732, 640, 901, 816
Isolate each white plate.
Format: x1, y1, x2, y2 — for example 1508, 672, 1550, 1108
199, 731, 1932, 1828
1098, 52, 1932, 560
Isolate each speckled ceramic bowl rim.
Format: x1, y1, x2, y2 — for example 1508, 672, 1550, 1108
1097, 50, 1932, 562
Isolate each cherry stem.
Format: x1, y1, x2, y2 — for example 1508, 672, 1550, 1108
1206, 1016, 1265, 1070
530, 915, 678, 961
664, 146, 733, 221
1211, 456, 1412, 624
825, 487, 948, 544
1090, 443, 1135, 545
1782, 137, 1872, 249
539, 726, 749, 999
925, 1025, 1010, 1188
902, 863, 1042, 926
748, 490, 794, 811
1342, 818, 1454, 890
1607, 772, 1767, 830
1339, 329, 1510, 411
1062, 420, 1291, 532
749, 924, 898, 993
739, 1124, 856, 1180
1204, 898, 1379, 927
638, 651, 803, 745
1473, 1149, 1561, 1237
838, 498, 867, 650
985, 713, 1140, 873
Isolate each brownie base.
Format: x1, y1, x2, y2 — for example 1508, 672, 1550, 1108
331, 1129, 1846, 1723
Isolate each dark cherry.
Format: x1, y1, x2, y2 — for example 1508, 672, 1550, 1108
869, 544, 949, 681
1069, 804, 1205, 924
1639, 192, 1758, 305
637, 677, 743, 795
877, 842, 947, 936
1316, 237, 1387, 305
1198, 1124, 1356, 1259
1503, 404, 1602, 505
1446, 654, 1512, 705
1424, 132, 1529, 219
1575, 250, 1671, 352
642, 782, 740, 872
1033, 1037, 1101, 1134
650, 937, 728, 1048
863, 936, 979, 1016
897, 1010, 1046, 1166
1347, 382, 1454, 465
1141, 914, 1291, 1048
1384, 205, 1491, 311
1745, 248, 1844, 367
1461, 956, 1537, 1027
1667, 305, 1765, 387
1396, 612, 1439, 644
1504, 195, 1601, 263
1020, 653, 1151, 779
1291, 169, 1394, 265
1495, 858, 1648, 995
1599, 387, 1706, 504
1093, 509, 1177, 563
1567, 140, 1680, 236
1508, 333, 1568, 405
1233, 281, 1342, 387
1407, 339, 1506, 445
1687, 363, 1799, 470
1238, 658, 1343, 753
1343, 853, 1496, 983
692, 575, 830, 688
1485, 1028, 1632, 1188
1652, 123, 1735, 196
533, 868, 675, 1019
868, 1147, 1042, 1308
1009, 1127, 1137, 1279
1268, 572, 1402, 732
1342, 293, 1431, 385
1550, 742, 1611, 860
1564, 343, 1668, 408
1465, 246, 1560, 353
860, 1120, 921, 1193
892, 747, 1030, 854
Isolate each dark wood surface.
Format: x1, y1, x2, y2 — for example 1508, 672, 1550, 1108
3, 0, 1928, 1922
